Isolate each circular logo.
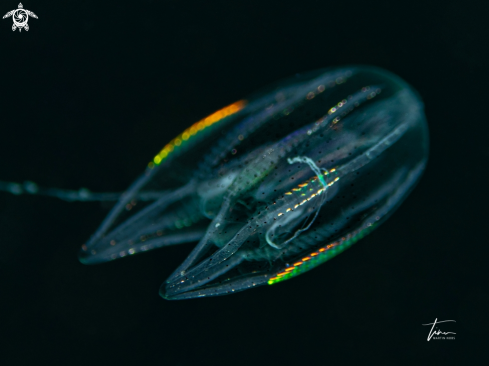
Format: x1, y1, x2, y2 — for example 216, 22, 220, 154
12, 9, 27, 27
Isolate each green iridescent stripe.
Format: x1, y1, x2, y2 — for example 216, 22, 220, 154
268, 223, 377, 285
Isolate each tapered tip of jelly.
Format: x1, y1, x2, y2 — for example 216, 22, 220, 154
78, 247, 92, 265
159, 282, 201, 300
159, 284, 176, 300
78, 245, 104, 265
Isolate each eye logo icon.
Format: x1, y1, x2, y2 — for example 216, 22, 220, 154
3, 3, 37, 32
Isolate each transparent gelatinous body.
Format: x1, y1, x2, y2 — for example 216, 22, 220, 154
77, 66, 429, 300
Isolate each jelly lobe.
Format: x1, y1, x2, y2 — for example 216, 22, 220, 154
76, 66, 428, 300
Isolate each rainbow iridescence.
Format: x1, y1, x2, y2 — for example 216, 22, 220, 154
149, 101, 247, 168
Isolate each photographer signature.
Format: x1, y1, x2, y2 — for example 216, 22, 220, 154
422, 318, 456, 341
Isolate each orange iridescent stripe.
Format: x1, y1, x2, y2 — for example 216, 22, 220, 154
267, 242, 342, 285
149, 100, 247, 167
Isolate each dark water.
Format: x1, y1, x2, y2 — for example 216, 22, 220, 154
0, 0, 486, 364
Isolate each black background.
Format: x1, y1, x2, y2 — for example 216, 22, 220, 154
0, 0, 486, 364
